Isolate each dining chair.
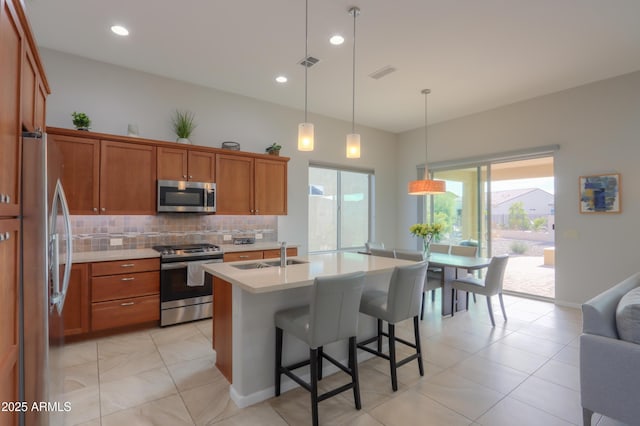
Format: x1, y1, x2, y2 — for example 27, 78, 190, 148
357, 261, 428, 391
425, 243, 450, 309
274, 271, 366, 426
450, 245, 479, 303
450, 255, 509, 326
430, 243, 450, 254
369, 247, 396, 258
365, 241, 384, 251
394, 250, 439, 320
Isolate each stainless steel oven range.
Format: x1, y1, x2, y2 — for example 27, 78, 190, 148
153, 243, 223, 326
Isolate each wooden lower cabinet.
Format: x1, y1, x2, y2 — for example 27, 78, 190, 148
223, 250, 263, 262
213, 277, 232, 382
62, 263, 91, 336
92, 295, 160, 331
263, 247, 298, 259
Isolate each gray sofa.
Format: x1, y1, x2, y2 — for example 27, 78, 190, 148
581, 272, 640, 426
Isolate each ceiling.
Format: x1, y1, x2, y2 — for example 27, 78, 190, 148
24, 0, 640, 133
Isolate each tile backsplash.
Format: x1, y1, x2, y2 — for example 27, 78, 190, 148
71, 215, 277, 252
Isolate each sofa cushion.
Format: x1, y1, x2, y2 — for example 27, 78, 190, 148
616, 287, 640, 344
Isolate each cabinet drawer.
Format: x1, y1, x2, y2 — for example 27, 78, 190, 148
91, 258, 159, 276
91, 295, 159, 331
91, 271, 159, 302
263, 248, 298, 259
224, 251, 263, 262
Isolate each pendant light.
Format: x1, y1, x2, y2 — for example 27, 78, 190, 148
298, 0, 314, 151
408, 89, 446, 194
346, 6, 361, 159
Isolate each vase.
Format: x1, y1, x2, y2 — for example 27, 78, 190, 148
177, 137, 190, 144
423, 239, 431, 258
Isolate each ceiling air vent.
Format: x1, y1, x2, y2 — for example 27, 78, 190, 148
369, 65, 397, 80
299, 56, 320, 68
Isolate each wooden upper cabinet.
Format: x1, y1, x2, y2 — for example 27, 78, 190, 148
100, 140, 156, 215
0, 0, 24, 217
52, 133, 100, 214
157, 147, 188, 180
216, 154, 254, 214
157, 147, 214, 182
21, 44, 37, 131
255, 158, 287, 215
188, 150, 215, 181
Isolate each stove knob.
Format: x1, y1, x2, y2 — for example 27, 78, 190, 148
161, 249, 169, 255
168, 249, 176, 255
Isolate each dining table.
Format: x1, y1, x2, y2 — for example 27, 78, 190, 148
426, 252, 492, 316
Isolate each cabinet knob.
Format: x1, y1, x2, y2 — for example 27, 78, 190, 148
189, 175, 193, 179
0, 233, 5, 242
5, 232, 9, 241
101, 208, 106, 212
183, 175, 187, 179
255, 209, 259, 214
5, 195, 9, 203
93, 208, 98, 212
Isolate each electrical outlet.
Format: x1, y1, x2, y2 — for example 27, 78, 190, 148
110, 238, 123, 246
223, 234, 233, 241
255, 233, 263, 240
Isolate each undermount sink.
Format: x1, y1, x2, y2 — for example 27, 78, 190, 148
230, 259, 309, 270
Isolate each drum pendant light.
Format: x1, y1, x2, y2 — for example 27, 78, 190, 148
346, 7, 361, 159
298, 0, 314, 151
408, 89, 446, 194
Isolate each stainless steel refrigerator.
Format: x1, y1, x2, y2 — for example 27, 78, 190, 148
21, 131, 73, 426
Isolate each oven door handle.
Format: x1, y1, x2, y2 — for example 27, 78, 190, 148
161, 262, 189, 270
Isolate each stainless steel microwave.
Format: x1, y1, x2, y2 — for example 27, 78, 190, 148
157, 180, 216, 213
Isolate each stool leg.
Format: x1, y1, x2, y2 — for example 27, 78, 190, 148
413, 316, 424, 376
431, 289, 436, 302
275, 327, 283, 396
317, 346, 324, 380
377, 319, 383, 353
349, 336, 362, 410
310, 348, 319, 426
420, 293, 425, 320
451, 289, 456, 316
388, 324, 398, 391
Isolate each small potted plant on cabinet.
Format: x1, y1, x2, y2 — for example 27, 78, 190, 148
266, 143, 282, 156
71, 112, 91, 130
172, 109, 197, 144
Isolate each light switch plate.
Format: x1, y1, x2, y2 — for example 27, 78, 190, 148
110, 238, 123, 246
255, 233, 263, 240
223, 234, 233, 241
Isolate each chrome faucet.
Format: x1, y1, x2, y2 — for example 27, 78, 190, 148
280, 241, 287, 267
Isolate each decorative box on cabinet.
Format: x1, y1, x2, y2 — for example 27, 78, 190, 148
90, 258, 160, 331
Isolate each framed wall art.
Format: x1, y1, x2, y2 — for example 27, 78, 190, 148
579, 173, 621, 214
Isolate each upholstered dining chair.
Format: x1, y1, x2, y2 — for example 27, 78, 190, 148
274, 271, 366, 426
424, 243, 450, 310
450, 255, 509, 326
365, 241, 384, 252
369, 247, 396, 258
357, 261, 428, 391
394, 250, 439, 319
450, 244, 479, 303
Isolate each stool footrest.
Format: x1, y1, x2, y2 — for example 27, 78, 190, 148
318, 383, 354, 402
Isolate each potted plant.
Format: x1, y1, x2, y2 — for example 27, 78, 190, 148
172, 109, 197, 144
266, 143, 282, 156
71, 112, 91, 130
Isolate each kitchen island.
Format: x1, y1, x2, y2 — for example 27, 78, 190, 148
202, 252, 414, 408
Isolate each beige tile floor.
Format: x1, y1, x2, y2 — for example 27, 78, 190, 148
55, 295, 627, 426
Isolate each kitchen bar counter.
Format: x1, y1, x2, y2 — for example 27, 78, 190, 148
219, 242, 299, 253
202, 252, 415, 408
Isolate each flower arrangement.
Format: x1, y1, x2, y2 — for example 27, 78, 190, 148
409, 222, 444, 256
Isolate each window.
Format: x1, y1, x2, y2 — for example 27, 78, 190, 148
308, 165, 372, 252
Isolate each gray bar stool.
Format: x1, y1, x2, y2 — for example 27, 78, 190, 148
394, 251, 437, 320
357, 261, 428, 391
274, 271, 366, 426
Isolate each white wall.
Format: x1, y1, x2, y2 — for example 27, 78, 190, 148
40, 49, 398, 255
397, 71, 640, 306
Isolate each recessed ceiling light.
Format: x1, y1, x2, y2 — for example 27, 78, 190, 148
275, 76, 288, 83
110, 25, 129, 36
329, 35, 344, 45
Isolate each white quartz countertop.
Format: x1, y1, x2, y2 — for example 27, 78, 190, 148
219, 242, 299, 253
73, 249, 160, 263
202, 252, 415, 294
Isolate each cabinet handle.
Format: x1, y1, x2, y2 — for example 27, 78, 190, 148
120, 277, 135, 281
189, 175, 193, 179
0, 233, 5, 242
120, 302, 135, 306
0, 194, 5, 203
93, 208, 98, 212
239, 255, 249, 259
183, 175, 187, 179
4, 232, 9, 241
120, 263, 135, 268
101, 208, 106, 212
255, 209, 259, 214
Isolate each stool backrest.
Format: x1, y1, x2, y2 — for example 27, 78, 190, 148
309, 271, 366, 348
365, 241, 384, 251
386, 262, 428, 323
484, 255, 509, 295
369, 248, 396, 258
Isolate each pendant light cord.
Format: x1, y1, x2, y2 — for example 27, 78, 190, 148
423, 88, 431, 179
351, 8, 358, 134
304, 0, 309, 123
